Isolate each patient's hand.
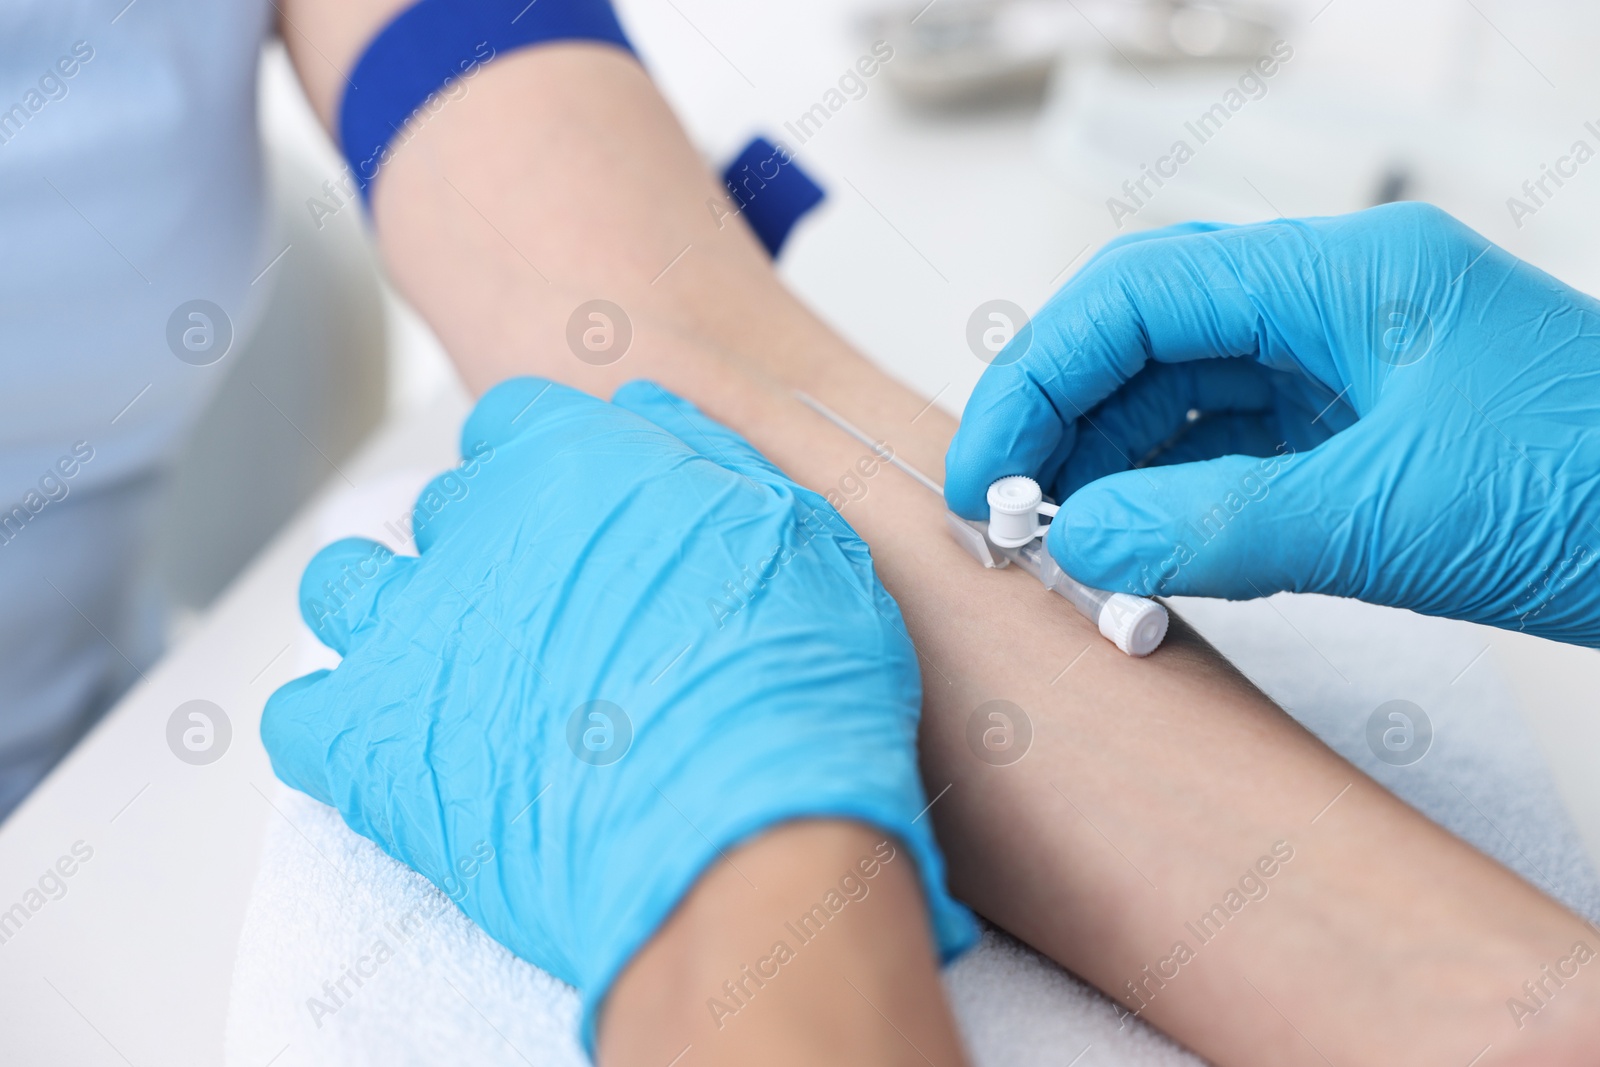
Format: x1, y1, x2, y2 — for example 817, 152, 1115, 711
259, 378, 973, 1055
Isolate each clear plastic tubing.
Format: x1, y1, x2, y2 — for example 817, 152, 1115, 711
998, 535, 1168, 657
1007, 538, 1109, 616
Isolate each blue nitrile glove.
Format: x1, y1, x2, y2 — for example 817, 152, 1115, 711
262, 378, 976, 1050
946, 203, 1600, 644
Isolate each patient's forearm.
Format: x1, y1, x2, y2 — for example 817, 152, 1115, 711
281, 29, 1600, 1067
368, 61, 1600, 1067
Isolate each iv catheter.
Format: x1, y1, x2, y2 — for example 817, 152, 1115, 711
794, 392, 1169, 657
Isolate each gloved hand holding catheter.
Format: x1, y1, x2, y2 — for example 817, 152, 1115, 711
946, 203, 1600, 645
261, 377, 973, 1053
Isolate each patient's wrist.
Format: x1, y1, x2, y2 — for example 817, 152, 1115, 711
599, 819, 965, 1067
685, 303, 959, 490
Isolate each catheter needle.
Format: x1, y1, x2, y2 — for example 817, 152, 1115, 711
793, 391, 946, 497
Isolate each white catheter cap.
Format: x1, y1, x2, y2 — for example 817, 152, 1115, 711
1098, 593, 1169, 657
986, 476, 1046, 548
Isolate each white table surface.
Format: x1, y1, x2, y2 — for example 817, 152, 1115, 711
7, 2, 1600, 1062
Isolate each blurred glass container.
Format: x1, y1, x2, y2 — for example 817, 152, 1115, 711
866, 0, 1065, 109
865, 0, 1284, 111
1121, 0, 1282, 63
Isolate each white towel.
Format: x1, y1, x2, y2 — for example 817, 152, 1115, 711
225, 476, 1600, 1067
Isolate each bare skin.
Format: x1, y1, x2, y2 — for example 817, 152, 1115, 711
280, 11, 1600, 1066
605, 820, 966, 1067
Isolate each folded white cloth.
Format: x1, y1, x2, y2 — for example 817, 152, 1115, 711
225, 477, 1600, 1067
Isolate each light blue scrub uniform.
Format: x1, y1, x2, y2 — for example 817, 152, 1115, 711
0, 1, 273, 817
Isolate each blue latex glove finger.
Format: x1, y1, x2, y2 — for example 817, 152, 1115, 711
297, 537, 418, 655
409, 378, 554, 554
258, 669, 336, 805
411, 458, 493, 555
460, 375, 558, 453
1081, 219, 1239, 267
262, 376, 976, 1056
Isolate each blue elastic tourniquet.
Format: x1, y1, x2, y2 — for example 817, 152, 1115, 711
339, 0, 634, 200
721, 136, 825, 258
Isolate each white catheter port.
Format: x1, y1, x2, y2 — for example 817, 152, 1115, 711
986, 475, 1056, 547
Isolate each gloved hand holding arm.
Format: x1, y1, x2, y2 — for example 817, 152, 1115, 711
946, 203, 1600, 644
262, 378, 974, 1063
